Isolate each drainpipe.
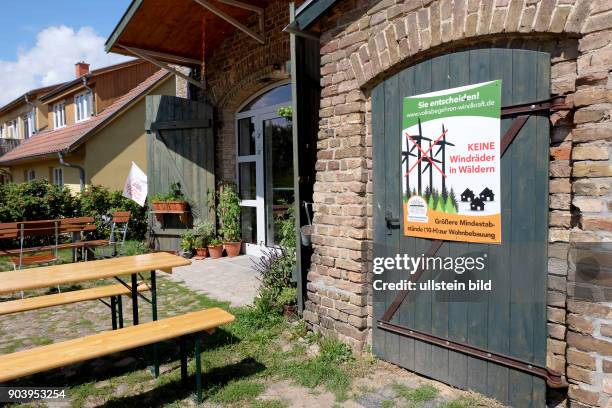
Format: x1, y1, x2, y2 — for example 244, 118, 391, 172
58, 151, 85, 193
82, 76, 95, 116
24, 94, 37, 135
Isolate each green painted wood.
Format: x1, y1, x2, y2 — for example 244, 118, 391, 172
146, 95, 215, 251
294, 0, 338, 30
372, 47, 549, 407
372, 83, 387, 359
385, 73, 401, 365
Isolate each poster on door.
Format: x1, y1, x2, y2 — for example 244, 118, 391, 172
402, 80, 502, 244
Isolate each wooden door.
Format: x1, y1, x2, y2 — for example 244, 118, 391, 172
372, 48, 550, 407
146, 95, 215, 251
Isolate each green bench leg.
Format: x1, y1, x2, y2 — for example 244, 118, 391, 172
150, 271, 159, 378
194, 332, 203, 404
118, 295, 124, 328
110, 296, 117, 330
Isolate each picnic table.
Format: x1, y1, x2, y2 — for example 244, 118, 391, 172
0, 252, 191, 325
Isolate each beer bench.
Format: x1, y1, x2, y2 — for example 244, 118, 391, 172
0, 218, 109, 260
0, 282, 150, 330
0, 308, 235, 403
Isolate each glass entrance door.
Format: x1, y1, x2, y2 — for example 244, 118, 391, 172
235, 84, 293, 254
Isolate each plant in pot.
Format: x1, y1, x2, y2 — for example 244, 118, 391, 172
167, 182, 189, 212
179, 230, 195, 258
151, 193, 170, 212
207, 236, 223, 259
277, 286, 297, 317
217, 183, 242, 257
193, 218, 215, 258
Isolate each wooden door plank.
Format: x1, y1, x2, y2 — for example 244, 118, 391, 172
485, 47, 513, 405
372, 82, 387, 359
412, 58, 433, 378
384, 73, 401, 366
429, 53, 451, 385
398, 65, 416, 372
446, 49, 470, 391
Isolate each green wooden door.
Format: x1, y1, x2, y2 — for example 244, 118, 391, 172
372, 48, 550, 407
146, 95, 215, 251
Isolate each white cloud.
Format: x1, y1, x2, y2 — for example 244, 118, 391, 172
0, 25, 133, 105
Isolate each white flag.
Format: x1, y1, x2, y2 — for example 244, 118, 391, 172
123, 162, 148, 206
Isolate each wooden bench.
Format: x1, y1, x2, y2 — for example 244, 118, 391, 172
0, 307, 235, 403
0, 218, 108, 260
0, 282, 150, 329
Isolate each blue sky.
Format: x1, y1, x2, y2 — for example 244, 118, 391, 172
0, 1, 133, 104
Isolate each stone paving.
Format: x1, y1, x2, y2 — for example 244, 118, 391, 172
168, 255, 260, 307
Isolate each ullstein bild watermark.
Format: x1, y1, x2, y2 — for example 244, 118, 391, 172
372, 254, 491, 292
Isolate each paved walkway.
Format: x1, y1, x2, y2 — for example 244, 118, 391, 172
168, 255, 260, 306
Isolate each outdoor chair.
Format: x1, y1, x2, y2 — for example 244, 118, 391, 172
9, 221, 60, 298
97, 211, 131, 259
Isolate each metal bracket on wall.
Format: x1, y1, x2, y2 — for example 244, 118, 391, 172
377, 94, 568, 387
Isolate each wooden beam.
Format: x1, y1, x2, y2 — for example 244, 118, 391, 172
118, 45, 205, 90
192, 0, 265, 44
120, 46, 202, 66
216, 0, 263, 14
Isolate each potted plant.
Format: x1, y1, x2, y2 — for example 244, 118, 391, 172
151, 193, 170, 212
217, 183, 242, 257
193, 218, 215, 258
167, 182, 189, 212
207, 236, 223, 259
277, 286, 297, 317
179, 230, 195, 258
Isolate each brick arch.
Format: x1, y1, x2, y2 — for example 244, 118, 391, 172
347, 0, 596, 89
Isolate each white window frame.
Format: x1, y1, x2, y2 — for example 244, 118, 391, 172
7, 119, 19, 139
0, 124, 4, 138
52, 167, 64, 187
23, 111, 35, 139
53, 102, 66, 129
26, 169, 35, 181
74, 91, 92, 122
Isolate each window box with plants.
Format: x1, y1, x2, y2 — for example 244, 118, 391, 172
216, 183, 242, 257
151, 182, 189, 212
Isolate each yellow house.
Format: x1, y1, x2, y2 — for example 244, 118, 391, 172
0, 61, 175, 192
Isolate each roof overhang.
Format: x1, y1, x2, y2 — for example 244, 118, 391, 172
105, 0, 267, 66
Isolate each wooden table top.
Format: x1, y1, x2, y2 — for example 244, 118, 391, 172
0, 252, 191, 295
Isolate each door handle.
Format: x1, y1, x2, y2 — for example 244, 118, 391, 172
385, 212, 400, 232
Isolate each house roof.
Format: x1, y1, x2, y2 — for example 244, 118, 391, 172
0, 70, 171, 165
105, 0, 266, 64
39, 59, 141, 103
0, 83, 66, 116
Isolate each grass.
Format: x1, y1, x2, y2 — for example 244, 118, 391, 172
210, 380, 266, 403
251, 400, 288, 408
392, 382, 439, 404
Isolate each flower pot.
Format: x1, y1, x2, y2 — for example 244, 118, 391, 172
224, 241, 241, 257
152, 201, 169, 211
208, 244, 223, 259
195, 247, 208, 257
300, 225, 313, 246
180, 249, 193, 259
168, 201, 188, 212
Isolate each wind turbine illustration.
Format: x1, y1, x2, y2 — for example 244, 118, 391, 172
408, 118, 431, 195
421, 139, 442, 193
433, 123, 454, 193
401, 139, 417, 196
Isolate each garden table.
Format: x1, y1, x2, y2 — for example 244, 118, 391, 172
0, 252, 191, 325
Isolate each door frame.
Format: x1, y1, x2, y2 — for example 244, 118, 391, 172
235, 82, 292, 255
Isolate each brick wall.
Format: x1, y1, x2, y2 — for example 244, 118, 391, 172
203, 0, 291, 183
306, 0, 612, 406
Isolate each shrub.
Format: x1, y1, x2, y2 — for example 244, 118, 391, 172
79, 185, 148, 241
216, 183, 241, 242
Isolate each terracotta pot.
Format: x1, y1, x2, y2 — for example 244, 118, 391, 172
152, 201, 169, 211
224, 241, 241, 257
168, 201, 188, 212
208, 245, 223, 259
195, 247, 208, 257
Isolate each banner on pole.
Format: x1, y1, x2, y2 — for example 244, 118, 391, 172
401, 80, 502, 244
123, 162, 148, 207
